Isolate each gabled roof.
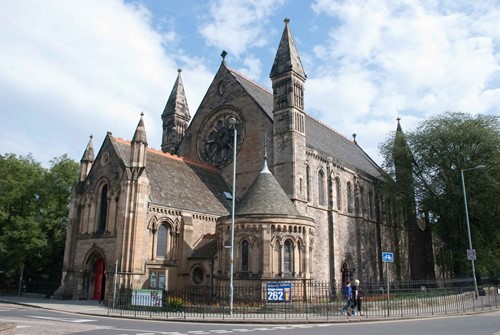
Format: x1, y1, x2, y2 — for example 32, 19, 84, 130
226, 66, 383, 178
111, 138, 231, 216
189, 234, 218, 259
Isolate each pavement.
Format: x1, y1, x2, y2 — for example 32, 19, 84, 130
0, 294, 109, 317
0, 294, 383, 324
1, 293, 497, 324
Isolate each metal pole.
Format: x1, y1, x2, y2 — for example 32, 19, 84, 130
386, 262, 390, 316
461, 167, 483, 299
18, 262, 24, 297
113, 260, 118, 308
228, 117, 237, 315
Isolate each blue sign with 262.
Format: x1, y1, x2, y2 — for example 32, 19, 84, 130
266, 282, 292, 302
382, 252, 394, 262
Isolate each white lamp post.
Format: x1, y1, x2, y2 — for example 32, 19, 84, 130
228, 117, 237, 315
460, 164, 485, 298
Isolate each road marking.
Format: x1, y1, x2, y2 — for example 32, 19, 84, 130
28, 315, 96, 323
232, 329, 254, 332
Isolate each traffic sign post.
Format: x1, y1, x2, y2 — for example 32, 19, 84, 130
382, 252, 394, 263
466, 249, 476, 261
382, 251, 393, 316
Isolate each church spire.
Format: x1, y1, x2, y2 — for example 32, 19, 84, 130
132, 112, 148, 145
270, 18, 307, 207
270, 17, 306, 80
161, 68, 191, 154
131, 113, 148, 168
79, 135, 94, 182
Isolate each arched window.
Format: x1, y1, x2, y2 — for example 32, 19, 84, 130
347, 182, 353, 213
369, 191, 374, 219
318, 170, 325, 206
97, 184, 108, 232
335, 177, 341, 210
360, 187, 365, 213
156, 224, 168, 258
284, 240, 292, 274
306, 165, 311, 202
241, 240, 249, 272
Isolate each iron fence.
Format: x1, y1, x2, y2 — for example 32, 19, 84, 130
107, 279, 499, 321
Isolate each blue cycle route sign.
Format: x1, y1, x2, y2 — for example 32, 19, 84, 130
382, 252, 394, 263
266, 282, 292, 302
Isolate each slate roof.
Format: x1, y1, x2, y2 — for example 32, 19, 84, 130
189, 234, 218, 259
228, 67, 383, 179
111, 138, 231, 216
236, 160, 302, 216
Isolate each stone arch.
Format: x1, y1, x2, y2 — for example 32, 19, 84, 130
341, 254, 355, 285
82, 247, 107, 301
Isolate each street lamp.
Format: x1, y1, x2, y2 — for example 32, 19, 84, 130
460, 164, 485, 298
228, 117, 237, 315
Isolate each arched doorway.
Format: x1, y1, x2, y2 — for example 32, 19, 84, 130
341, 256, 355, 285
91, 257, 106, 301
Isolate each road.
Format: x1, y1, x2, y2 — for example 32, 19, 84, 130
1, 303, 499, 335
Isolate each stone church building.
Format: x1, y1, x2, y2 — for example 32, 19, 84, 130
55, 19, 431, 301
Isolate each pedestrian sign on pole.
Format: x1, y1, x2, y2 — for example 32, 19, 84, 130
466, 249, 476, 261
382, 252, 394, 263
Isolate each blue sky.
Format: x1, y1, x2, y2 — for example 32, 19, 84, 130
1, 0, 499, 167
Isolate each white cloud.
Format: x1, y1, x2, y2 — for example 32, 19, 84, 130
0, 0, 212, 166
237, 55, 263, 80
308, 0, 500, 165
199, 0, 286, 58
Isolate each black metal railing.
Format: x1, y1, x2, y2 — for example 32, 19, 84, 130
107, 279, 499, 320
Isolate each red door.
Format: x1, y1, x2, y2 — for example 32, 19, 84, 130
92, 258, 105, 301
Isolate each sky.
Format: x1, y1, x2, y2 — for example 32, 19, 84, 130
1, 0, 499, 168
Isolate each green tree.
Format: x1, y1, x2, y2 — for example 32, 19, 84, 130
380, 112, 500, 278
0, 153, 78, 293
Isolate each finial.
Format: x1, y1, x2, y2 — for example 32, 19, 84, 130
284, 17, 290, 24
260, 134, 271, 174
352, 133, 357, 144
263, 133, 270, 159
221, 50, 227, 61
140, 112, 144, 117
397, 117, 401, 123
89, 135, 93, 140
177, 68, 182, 73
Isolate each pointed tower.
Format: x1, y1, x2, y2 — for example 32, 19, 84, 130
79, 135, 94, 182
270, 18, 307, 209
392, 118, 435, 280
161, 68, 191, 154
121, 113, 150, 285
130, 112, 148, 169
